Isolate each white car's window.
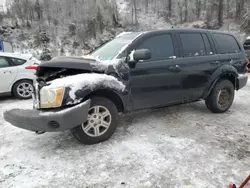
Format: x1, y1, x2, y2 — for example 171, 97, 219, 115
11, 58, 27, 66
0, 57, 9, 68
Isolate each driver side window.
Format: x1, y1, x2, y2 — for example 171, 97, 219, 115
136, 34, 175, 61
0, 57, 10, 68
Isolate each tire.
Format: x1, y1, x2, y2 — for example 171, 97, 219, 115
71, 97, 119, 145
205, 79, 235, 113
12, 80, 33, 99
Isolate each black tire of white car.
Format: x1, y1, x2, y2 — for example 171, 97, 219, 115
13, 80, 33, 99
71, 97, 119, 145
205, 79, 235, 113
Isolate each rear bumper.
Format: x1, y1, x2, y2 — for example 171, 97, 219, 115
4, 100, 91, 132
236, 75, 248, 90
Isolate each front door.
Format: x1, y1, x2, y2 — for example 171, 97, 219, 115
130, 33, 183, 110
0, 56, 17, 93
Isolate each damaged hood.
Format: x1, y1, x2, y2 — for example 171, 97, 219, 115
39, 56, 99, 71
39, 56, 126, 73
37, 56, 129, 82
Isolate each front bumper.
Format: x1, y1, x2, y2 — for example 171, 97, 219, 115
4, 100, 91, 132
236, 75, 248, 90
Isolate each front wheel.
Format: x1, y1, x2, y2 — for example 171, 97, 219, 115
205, 79, 235, 113
71, 97, 119, 145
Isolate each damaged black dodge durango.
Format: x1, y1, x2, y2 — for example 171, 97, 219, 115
4, 29, 248, 145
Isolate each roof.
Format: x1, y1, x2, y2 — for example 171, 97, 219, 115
0, 52, 33, 60
118, 28, 232, 37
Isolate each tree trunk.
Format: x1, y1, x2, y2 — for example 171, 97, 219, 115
145, 0, 149, 13
132, 0, 138, 25
205, 0, 213, 28
168, 0, 172, 18
226, 0, 230, 18
196, 0, 201, 19
184, 0, 188, 22
236, 0, 245, 20
218, 0, 224, 27
178, 2, 183, 24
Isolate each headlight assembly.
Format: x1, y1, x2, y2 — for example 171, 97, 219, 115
40, 87, 65, 108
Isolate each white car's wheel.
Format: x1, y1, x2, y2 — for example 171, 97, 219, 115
13, 80, 33, 99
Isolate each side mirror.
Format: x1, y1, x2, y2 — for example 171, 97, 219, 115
133, 49, 151, 62
128, 49, 151, 69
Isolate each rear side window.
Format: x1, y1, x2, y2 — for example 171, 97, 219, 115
180, 33, 206, 57
0, 57, 10, 68
137, 34, 174, 61
11, 58, 26, 66
213, 34, 241, 54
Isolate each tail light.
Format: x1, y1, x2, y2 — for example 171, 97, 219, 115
25, 65, 38, 70
246, 59, 250, 73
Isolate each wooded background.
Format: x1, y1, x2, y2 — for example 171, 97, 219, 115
0, 0, 249, 59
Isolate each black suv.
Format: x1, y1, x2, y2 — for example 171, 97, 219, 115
4, 29, 248, 145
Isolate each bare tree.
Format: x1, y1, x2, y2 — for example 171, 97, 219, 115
184, 0, 188, 22
131, 0, 138, 25
168, 0, 172, 18
236, 0, 245, 20
145, 0, 149, 13
196, 0, 202, 19
218, 0, 224, 27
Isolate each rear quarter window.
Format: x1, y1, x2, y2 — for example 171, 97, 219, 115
213, 33, 241, 54
11, 58, 27, 66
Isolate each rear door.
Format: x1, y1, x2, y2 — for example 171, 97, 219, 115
175, 31, 219, 101
130, 33, 183, 110
0, 56, 18, 93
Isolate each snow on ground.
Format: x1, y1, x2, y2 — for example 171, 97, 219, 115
1, 77, 250, 188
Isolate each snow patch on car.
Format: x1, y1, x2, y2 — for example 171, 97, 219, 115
82, 55, 125, 70
129, 50, 135, 61
116, 32, 132, 38
44, 73, 126, 101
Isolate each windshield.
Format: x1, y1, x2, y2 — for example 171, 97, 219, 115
91, 32, 142, 61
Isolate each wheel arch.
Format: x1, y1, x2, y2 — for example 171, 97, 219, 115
203, 65, 238, 99
84, 89, 125, 112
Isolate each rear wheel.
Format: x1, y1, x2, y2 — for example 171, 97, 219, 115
205, 79, 235, 113
71, 97, 119, 145
13, 80, 33, 99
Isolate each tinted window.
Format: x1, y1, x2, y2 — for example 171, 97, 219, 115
11, 58, 26, 66
137, 34, 174, 61
180, 33, 206, 57
202, 34, 213, 55
0, 57, 9, 68
213, 34, 241, 54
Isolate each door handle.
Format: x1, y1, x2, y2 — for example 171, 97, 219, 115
211, 61, 220, 65
3, 71, 11, 74
168, 65, 181, 72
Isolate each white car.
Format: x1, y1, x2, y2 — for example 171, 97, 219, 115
0, 52, 40, 99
